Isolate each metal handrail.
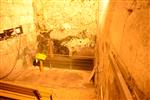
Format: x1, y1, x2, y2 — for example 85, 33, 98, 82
109, 51, 134, 100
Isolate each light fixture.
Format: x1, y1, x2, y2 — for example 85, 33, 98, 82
1, 25, 23, 41
15, 25, 23, 35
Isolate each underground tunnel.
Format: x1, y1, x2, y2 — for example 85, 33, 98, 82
0, 0, 150, 100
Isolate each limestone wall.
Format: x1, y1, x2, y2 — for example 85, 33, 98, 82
110, 0, 150, 96
0, 0, 37, 79
32, 0, 98, 56
95, 0, 150, 99
33, 0, 98, 39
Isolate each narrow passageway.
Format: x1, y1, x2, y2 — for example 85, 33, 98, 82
0, 0, 150, 100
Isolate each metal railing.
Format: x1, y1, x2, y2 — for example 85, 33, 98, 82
109, 51, 134, 100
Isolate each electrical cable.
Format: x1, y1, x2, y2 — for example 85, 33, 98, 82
0, 35, 21, 80
0, 23, 32, 80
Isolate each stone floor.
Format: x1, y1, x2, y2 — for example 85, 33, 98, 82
4, 67, 97, 100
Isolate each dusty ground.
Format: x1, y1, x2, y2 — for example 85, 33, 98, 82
3, 67, 97, 100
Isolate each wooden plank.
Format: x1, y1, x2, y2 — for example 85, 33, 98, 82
0, 82, 41, 97
0, 90, 36, 100
0, 81, 53, 100
88, 65, 97, 81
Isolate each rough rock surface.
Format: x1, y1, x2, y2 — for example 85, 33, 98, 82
0, 0, 37, 79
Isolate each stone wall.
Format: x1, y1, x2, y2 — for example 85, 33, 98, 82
33, 0, 98, 39
0, 0, 37, 79
32, 0, 98, 56
95, 0, 150, 99
109, 0, 150, 97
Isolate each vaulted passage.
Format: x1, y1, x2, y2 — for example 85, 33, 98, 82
0, 0, 150, 100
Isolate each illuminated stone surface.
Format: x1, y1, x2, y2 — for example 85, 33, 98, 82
95, 0, 150, 99
0, 0, 150, 99
0, 0, 37, 78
